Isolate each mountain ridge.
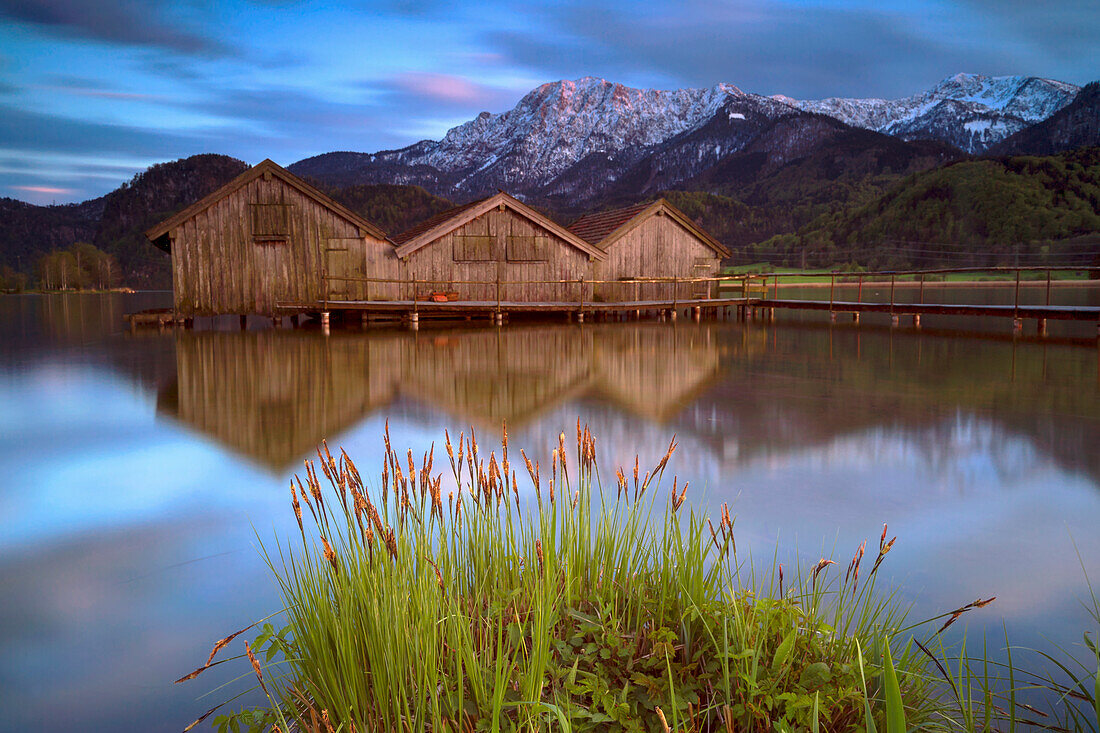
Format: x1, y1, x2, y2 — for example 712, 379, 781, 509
289, 73, 1078, 200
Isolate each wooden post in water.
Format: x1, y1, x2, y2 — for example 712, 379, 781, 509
1013, 269, 1022, 333
770, 274, 777, 320
1014, 270, 1021, 317
853, 274, 862, 323
919, 274, 925, 304
829, 273, 835, 322
890, 274, 898, 327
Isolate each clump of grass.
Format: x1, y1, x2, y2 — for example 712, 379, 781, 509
178, 423, 1089, 732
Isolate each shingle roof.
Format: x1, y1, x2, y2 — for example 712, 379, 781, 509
566, 202, 653, 247
390, 196, 490, 245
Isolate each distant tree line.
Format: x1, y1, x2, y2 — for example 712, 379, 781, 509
0, 242, 120, 292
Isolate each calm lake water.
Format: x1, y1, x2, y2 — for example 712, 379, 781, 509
2, 290, 1099, 732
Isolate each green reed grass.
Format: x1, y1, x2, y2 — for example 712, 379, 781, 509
178, 423, 1097, 733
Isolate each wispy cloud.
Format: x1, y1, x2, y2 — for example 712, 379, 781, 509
0, 0, 230, 55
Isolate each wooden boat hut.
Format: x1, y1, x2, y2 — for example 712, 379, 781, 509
568, 199, 729, 301
145, 159, 394, 317
390, 191, 605, 303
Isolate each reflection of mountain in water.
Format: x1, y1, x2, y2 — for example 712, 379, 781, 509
154, 321, 1100, 487
156, 325, 726, 471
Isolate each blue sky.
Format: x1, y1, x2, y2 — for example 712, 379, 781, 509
0, 0, 1096, 204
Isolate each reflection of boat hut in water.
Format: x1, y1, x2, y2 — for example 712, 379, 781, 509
568, 199, 730, 302
156, 325, 727, 471
156, 330, 405, 471
144, 159, 393, 317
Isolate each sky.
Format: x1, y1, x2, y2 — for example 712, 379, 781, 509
0, 0, 1096, 205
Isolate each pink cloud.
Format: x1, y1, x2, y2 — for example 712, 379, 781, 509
392, 72, 500, 105
12, 185, 77, 195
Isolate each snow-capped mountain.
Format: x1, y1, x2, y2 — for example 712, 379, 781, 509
289, 73, 1082, 204
990, 82, 1100, 156
776, 73, 1079, 153
292, 77, 777, 194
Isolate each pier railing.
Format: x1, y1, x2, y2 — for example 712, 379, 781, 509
715, 266, 1096, 319
318, 272, 769, 312
293, 266, 1099, 337
318, 266, 1094, 313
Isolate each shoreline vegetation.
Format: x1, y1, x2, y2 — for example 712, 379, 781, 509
181, 425, 1099, 732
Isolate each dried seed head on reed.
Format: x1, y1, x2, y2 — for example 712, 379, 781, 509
870, 523, 897, 576
445, 429, 456, 469
707, 518, 721, 552
811, 558, 836, 588
558, 432, 568, 484
846, 540, 867, 599
321, 535, 338, 573
245, 640, 268, 696
653, 436, 678, 477
290, 483, 303, 536
305, 461, 324, 508
656, 706, 671, 733
340, 448, 363, 491
431, 476, 443, 520
383, 527, 398, 560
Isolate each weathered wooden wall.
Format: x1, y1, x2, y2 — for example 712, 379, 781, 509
400, 207, 591, 302
591, 213, 721, 301
169, 175, 394, 316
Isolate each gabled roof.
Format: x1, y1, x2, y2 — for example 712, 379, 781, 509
568, 199, 730, 258
391, 191, 606, 260
567, 202, 652, 246
390, 197, 489, 246
144, 159, 388, 250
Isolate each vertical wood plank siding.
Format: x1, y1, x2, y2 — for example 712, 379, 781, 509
592, 214, 719, 301
401, 207, 590, 302
169, 176, 396, 316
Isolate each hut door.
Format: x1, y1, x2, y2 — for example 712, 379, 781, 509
327, 238, 369, 301
326, 240, 356, 301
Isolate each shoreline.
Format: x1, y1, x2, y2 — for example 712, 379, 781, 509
728, 278, 1100, 289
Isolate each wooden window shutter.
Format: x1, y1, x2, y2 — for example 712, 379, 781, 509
506, 235, 548, 262
453, 235, 494, 261
250, 204, 291, 238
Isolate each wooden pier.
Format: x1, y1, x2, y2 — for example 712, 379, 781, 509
269, 268, 1100, 335
128, 267, 1100, 339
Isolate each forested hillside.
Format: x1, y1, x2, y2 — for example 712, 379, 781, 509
754, 147, 1100, 267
